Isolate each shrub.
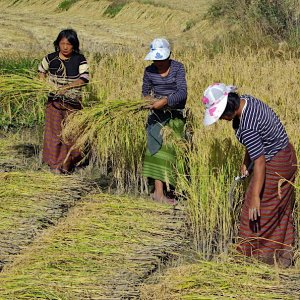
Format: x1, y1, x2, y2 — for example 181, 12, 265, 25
207, 0, 300, 49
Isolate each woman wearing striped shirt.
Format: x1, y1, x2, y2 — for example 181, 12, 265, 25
202, 83, 297, 267
142, 38, 187, 205
38, 29, 89, 174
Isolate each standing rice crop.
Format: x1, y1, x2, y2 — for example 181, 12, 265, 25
62, 48, 300, 258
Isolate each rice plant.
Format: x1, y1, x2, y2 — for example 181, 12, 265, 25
0, 72, 50, 127
61, 48, 300, 257
62, 99, 148, 193
2, 46, 300, 259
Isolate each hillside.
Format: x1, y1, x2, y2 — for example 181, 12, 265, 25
0, 0, 212, 54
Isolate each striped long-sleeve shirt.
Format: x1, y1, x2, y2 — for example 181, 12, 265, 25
142, 59, 187, 109
234, 95, 289, 161
38, 51, 89, 101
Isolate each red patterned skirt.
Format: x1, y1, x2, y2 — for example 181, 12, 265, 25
42, 99, 82, 172
238, 143, 297, 267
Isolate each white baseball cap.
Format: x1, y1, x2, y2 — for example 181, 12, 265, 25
202, 83, 238, 126
144, 38, 171, 61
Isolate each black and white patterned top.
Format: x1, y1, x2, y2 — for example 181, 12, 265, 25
234, 95, 289, 161
38, 51, 89, 100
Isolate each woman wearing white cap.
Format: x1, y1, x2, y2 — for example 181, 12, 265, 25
142, 38, 187, 205
202, 83, 297, 267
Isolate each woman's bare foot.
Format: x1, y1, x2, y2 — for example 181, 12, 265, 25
150, 193, 177, 206
50, 168, 62, 174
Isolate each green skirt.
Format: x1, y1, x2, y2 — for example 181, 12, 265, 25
143, 118, 185, 189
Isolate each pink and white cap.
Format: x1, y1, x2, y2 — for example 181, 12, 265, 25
202, 83, 237, 126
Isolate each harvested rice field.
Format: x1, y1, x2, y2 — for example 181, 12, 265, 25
141, 258, 300, 299
0, 184, 185, 299
1, 0, 300, 299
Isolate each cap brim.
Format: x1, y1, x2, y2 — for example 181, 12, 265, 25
203, 96, 228, 126
144, 49, 170, 60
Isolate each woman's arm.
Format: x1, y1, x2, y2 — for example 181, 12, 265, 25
142, 68, 168, 109
249, 154, 266, 221
142, 69, 152, 97
241, 149, 251, 176
57, 78, 86, 95
167, 63, 187, 108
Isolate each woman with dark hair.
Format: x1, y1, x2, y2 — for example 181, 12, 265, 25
142, 38, 187, 205
202, 83, 297, 267
38, 28, 89, 174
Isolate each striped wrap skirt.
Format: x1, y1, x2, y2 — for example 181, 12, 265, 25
238, 143, 297, 267
42, 98, 82, 172
143, 118, 185, 190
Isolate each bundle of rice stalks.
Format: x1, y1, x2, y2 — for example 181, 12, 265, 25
0, 72, 51, 127
62, 99, 149, 192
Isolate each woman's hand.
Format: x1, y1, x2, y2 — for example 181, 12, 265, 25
57, 86, 68, 95
249, 195, 260, 221
249, 195, 261, 233
241, 150, 251, 176
248, 155, 265, 232
150, 98, 168, 109
143, 96, 168, 109
240, 163, 249, 177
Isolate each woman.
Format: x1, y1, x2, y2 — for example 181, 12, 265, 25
142, 38, 187, 205
38, 29, 89, 174
202, 83, 297, 267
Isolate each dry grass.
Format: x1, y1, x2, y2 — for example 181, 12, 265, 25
0, 170, 91, 270
140, 255, 300, 299
0, 193, 184, 299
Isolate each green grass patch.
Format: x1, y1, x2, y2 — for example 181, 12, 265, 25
183, 19, 197, 32
206, 0, 300, 50
0, 57, 39, 75
103, 0, 128, 18
57, 0, 80, 11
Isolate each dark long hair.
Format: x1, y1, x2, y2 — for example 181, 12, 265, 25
53, 29, 80, 53
221, 92, 240, 118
